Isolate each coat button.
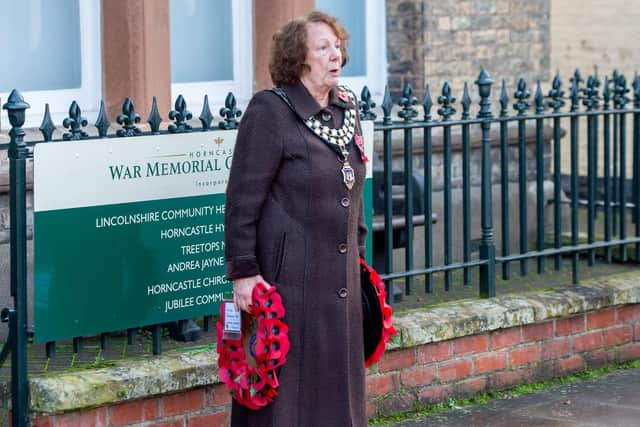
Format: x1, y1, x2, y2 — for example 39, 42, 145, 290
340, 197, 350, 207
338, 288, 348, 298
338, 243, 347, 254
321, 111, 332, 122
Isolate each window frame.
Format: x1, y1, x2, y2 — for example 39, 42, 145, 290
0, 0, 102, 130
337, 0, 387, 99
170, 0, 253, 116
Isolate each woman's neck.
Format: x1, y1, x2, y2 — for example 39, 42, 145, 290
300, 77, 330, 108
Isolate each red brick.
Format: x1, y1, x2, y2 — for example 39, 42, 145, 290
635, 324, 640, 341
474, 352, 507, 373
366, 373, 398, 397
522, 321, 553, 342
162, 389, 205, 417
366, 401, 376, 419
617, 343, 640, 362
585, 349, 613, 368
148, 421, 183, 427
378, 349, 416, 373
208, 384, 232, 407
376, 392, 414, 416
31, 416, 53, 427
453, 334, 489, 355
109, 399, 158, 426
417, 341, 451, 364
490, 328, 521, 350
417, 384, 453, 404
555, 355, 584, 376
574, 331, 603, 353
439, 359, 473, 382
456, 377, 487, 397
555, 315, 585, 336
541, 338, 571, 361
400, 366, 436, 388
618, 304, 640, 323
510, 344, 541, 366
489, 369, 528, 390
587, 308, 616, 330
53, 408, 107, 427
187, 411, 229, 427
603, 325, 633, 347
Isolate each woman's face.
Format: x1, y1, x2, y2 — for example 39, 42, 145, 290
301, 22, 342, 94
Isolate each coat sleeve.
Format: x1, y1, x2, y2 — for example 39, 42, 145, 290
358, 202, 367, 259
224, 92, 284, 280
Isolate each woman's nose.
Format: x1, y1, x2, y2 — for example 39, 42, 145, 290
330, 47, 341, 61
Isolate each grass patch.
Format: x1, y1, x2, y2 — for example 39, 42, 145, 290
368, 359, 640, 426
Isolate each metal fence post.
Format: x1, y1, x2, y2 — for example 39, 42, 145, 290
475, 70, 496, 298
3, 90, 30, 427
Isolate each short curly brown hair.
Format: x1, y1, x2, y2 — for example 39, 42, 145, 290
269, 11, 349, 87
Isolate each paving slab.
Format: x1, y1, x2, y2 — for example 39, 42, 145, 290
383, 367, 640, 427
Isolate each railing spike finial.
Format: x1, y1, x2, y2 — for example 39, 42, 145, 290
199, 94, 214, 130
547, 73, 565, 112
62, 101, 89, 140
534, 80, 545, 114
358, 86, 377, 120
499, 79, 509, 117
570, 71, 581, 112
422, 83, 433, 122
475, 69, 493, 119
381, 84, 392, 125
513, 78, 530, 115
398, 82, 418, 122
602, 76, 611, 109
147, 96, 163, 134
613, 72, 630, 109
633, 73, 640, 108
168, 94, 193, 133
39, 103, 56, 142
95, 100, 110, 138
116, 97, 142, 137
570, 68, 583, 86
461, 82, 471, 119
582, 74, 602, 110
219, 92, 242, 130
437, 81, 457, 121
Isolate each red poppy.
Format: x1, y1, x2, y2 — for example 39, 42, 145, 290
360, 258, 398, 368
216, 282, 290, 409
337, 90, 350, 102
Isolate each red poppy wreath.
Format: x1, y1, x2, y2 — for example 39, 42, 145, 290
360, 258, 397, 368
216, 283, 290, 409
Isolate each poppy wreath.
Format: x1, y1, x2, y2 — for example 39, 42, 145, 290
360, 258, 397, 368
216, 282, 290, 409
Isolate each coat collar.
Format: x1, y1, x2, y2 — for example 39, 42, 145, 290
280, 80, 355, 118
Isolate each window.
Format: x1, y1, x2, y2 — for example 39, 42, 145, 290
0, 0, 102, 129
316, 0, 387, 98
169, 0, 253, 114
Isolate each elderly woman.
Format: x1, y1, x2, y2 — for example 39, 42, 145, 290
224, 10, 368, 427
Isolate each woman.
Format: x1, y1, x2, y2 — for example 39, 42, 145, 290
224, 10, 368, 427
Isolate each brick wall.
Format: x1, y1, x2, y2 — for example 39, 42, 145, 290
24, 303, 640, 426
386, 0, 551, 99
28, 385, 232, 427
366, 304, 640, 418
551, 0, 640, 176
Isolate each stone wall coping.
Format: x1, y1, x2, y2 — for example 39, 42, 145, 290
26, 271, 640, 414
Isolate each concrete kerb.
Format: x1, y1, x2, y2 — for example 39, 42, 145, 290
24, 270, 640, 415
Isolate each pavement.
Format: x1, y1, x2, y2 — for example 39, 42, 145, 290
385, 367, 640, 427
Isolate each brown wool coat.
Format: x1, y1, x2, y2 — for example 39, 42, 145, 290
224, 80, 368, 427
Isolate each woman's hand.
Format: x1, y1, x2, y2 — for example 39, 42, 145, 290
233, 275, 271, 312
